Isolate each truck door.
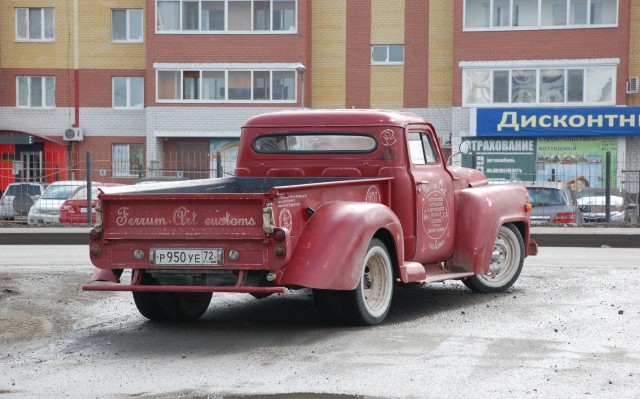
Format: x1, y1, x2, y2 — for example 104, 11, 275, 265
407, 130, 456, 263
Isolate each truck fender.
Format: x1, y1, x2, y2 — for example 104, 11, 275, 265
449, 184, 530, 274
277, 201, 403, 290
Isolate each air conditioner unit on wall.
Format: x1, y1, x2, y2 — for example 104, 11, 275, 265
627, 77, 639, 94
63, 127, 84, 141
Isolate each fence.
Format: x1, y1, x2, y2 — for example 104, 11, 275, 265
1, 148, 639, 225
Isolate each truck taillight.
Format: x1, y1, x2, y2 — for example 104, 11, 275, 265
553, 212, 576, 224
273, 227, 286, 242
89, 229, 102, 241
274, 245, 286, 258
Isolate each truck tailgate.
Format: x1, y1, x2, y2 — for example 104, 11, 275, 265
99, 193, 266, 240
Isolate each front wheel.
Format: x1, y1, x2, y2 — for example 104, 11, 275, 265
463, 224, 524, 293
313, 238, 394, 326
132, 271, 212, 321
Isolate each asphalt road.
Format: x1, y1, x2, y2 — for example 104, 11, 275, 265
0, 245, 638, 398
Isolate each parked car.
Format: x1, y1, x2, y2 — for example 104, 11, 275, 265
525, 181, 584, 225
0, 182, 49, 220
576, 188, 638, 224
28, 181, 101, 225
59, 184, 125, 224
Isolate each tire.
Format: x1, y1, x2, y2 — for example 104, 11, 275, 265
463, 224, 524, 293
12, 193, 34, 216
313, 238, 394, 326
132, 271, 212, 321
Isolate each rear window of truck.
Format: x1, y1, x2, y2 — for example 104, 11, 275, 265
253, 134, 377, 153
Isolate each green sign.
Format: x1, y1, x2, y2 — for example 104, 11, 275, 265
462, 138, 537, 181
536, 137, 618, 188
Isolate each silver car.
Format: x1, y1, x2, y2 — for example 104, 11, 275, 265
28, 180, 98, 224
0, 182, 49, 220
577, 188, 638, 224
525, 182, 584, 225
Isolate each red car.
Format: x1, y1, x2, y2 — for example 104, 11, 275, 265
60, 184, 124, 224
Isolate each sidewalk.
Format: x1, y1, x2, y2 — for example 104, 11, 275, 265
1, 226, 639, 247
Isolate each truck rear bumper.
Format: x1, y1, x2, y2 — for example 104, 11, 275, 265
82, 284, 285, 294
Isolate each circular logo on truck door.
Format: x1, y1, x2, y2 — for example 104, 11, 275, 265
422, 187, 449, 240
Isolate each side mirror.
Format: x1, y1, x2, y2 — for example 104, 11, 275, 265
579, 205, 591, 213
447, 141, 471, 165
459, 141, 471, 156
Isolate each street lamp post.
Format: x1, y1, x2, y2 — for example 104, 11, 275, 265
296, 64, 306, 109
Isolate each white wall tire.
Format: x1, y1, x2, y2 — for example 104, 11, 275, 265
313, 238, 394, 326
463, 224, 524, 293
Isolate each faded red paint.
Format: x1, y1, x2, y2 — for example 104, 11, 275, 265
84, 109, 534, 297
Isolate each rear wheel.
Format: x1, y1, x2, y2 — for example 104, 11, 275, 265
313, 238, 394, 326
132, 271, 212, 321
463, 224, 524, 293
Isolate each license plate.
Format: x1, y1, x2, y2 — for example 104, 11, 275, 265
80, 207, 87, 213
150, 248, 223, 266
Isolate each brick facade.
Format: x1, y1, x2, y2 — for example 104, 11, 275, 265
1, 0, 639, 192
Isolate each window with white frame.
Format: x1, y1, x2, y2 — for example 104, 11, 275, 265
112, 144, 144, 177
463, 63, 615, 106
112, 9, 143, 42
156, 0, 296, 33
16, 8, 55, 41
17, 77, 56, 108
464, 0, 617, 30
113, 77, 144, 108
156, 68, 296, 102
371, 45, 405, 65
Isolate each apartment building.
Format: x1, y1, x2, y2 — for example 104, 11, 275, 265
455, 0, 640, 190
1, 0, 638, 195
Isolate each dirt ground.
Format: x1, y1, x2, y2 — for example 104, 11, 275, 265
1, 246, 639, 399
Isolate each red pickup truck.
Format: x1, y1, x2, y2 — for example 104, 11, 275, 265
84, 110, 537, 325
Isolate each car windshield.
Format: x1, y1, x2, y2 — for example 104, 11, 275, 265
70, 187, 100, 200
253, 134, 377, 153
4, 184, 42, 196
527, 188, 567, 206
577, 195, 624, 206
42, 185, 82, 200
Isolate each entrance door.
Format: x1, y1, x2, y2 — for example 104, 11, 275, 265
19, 151, 44, 182
407, 130, 456, 264
178, 141, 210, 180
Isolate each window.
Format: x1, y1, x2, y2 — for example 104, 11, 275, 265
408, 133, 438, 165
463, 63, 615, 106
113, 77, 144, 108
112, 144, 144, 177
464, 0, 617, 30
253, 134, 377, 153
112, 9, 143, 42
156, 0, 296, 32
371, 45, 405, 65
16, 8, 54, 41
17, 76, 56, 108
156, 68, 296, 102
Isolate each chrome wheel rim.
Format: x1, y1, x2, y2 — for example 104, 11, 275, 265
479, 228, 519, 288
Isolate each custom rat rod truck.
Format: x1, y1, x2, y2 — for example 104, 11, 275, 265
83, 109, 537, 325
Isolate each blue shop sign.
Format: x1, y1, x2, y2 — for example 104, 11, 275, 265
476, 107, 640, 137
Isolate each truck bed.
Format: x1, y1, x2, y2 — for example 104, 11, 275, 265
106, 176, 365, 195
